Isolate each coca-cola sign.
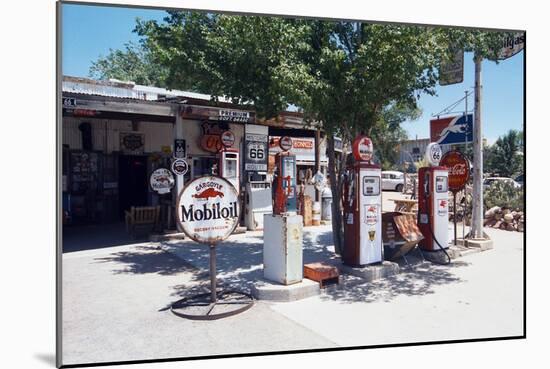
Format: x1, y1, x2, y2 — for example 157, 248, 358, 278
176, 176, 240, 244
440, 150, 470, 192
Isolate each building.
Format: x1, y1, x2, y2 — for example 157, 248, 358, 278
61, 76, 328, 227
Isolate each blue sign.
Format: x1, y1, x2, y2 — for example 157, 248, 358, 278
431, 114, 473, 145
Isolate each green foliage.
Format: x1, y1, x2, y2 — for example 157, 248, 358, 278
89, 41, 169, 86
484, 181, 524, 211
135, 12, 312, 117
487, 130, 523, 177
373, 102, 418, 170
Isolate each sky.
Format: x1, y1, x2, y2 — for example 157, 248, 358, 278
62, 3, 524, 144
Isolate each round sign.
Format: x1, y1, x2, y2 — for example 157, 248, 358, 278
220, 131, 235, 148
279, 136, 293, 152
176, 176, 240, 244
171, 159, 189, 176
150, 168, 175, 194
440, 150, 470, 192
425, 143, 442, 166
352, 135, 374, 162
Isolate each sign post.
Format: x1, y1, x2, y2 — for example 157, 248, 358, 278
440, 150, 470, 245
171, 176, 253, 320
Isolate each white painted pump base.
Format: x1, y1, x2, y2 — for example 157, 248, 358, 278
262, 214, 304, 285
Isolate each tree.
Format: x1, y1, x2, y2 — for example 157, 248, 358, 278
373, 103, 421, 170
487, 130, 523, 177
89, 41, 169, 86
136, 12, 512, 254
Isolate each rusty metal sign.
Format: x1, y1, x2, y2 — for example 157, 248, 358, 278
440, 150, 470, 192
176, 176, 240, 244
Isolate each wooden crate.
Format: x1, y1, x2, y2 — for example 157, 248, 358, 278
304, 262, 339, 288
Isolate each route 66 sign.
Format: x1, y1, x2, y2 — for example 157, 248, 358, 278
425, 143, 442, 166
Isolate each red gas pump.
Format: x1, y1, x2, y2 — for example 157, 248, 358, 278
273, 137, 297, 215
342, 136, 383, 267
417, 143, 451, 264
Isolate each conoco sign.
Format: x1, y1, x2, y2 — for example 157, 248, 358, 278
176, 176, 240, 244
352, 135, 373, 162
440, 150, 470, 192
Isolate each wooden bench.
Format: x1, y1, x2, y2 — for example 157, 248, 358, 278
125, 206, 160, 238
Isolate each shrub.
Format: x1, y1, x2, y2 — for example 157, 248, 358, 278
483, 181, 524, 211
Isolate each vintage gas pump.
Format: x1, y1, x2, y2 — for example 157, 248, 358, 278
273, 136, 297, 214
342, 136, 383, 267
219, 148, 240, 194
263, 136, 303, 285
417, 143, 450, 254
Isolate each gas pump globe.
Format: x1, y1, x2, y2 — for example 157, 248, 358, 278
417, 143, 449, 251
342, 136, 383, 267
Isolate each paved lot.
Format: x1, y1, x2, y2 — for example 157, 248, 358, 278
61, 190, 523, 365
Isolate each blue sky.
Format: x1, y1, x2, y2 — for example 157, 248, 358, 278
62, 3, 524, 144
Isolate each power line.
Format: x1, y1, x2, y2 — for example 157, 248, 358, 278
432, 89, 474, 118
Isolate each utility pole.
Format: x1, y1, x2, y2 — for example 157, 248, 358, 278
469, 54, 489, 243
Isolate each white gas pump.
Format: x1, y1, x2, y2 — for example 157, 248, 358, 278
219, 148, 240, 195
245, 173, 272, 231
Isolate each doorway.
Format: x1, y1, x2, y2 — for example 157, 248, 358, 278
118, 155, 148, 218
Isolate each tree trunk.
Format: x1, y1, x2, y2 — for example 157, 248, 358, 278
327, 134, 344, 255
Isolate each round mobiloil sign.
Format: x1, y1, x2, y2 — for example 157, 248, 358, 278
352, 135, 374, 162
176, 176, 240, 244
425, 142, 442, 166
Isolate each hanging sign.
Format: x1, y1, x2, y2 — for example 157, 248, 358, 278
497, 33, 525, 60
171, 159, 189, 176
174, 139, 186, 158
352, 136, 373, 162
425, 143, 442, 166
120, 132, 145, 154
176, 176, 240, 244
245, 134, 268, 172
440, 150, 470, 192
219, 109, 250, 123
220, 131, 235, 148
430, 114, 473, 145
150, 168, 175, 194
439, 49, 464, 86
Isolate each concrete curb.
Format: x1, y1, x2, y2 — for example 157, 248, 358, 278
251, 278, 320, 302
339, 261, 400, 282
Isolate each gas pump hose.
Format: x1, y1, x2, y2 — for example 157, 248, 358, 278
423, 217, 452, 265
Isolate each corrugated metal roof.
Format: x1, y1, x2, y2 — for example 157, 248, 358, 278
62, 76, 232, 103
